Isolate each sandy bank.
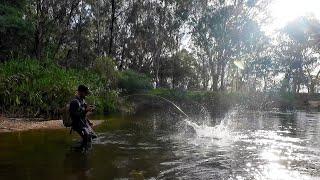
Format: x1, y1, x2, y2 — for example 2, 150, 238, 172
0, 117, 104, 133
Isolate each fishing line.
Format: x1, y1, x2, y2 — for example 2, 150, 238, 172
122, 94, 190, 119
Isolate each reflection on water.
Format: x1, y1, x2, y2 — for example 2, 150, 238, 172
1, 109, 320, 179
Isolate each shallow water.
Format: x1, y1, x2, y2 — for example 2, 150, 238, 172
1, 109, 320, 180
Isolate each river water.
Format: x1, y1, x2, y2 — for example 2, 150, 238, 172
1, 108, 320, 180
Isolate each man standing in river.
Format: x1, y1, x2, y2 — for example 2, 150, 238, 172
69, 85, 97, 151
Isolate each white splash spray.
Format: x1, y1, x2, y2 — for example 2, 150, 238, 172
183, 107, 241, 140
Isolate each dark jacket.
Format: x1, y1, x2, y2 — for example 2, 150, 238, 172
69, 96, 87, 130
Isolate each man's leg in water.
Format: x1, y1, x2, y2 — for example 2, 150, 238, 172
83, 127, 93, 149
75, 128, 92, 151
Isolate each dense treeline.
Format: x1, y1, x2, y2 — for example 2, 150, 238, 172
1, 0, 320, 117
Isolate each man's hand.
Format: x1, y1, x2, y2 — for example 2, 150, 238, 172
86, 105, 95, 113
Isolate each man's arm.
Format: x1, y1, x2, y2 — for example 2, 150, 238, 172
87, 119, 93, 126
69, 100, 81, 118
85, 105, 95, 126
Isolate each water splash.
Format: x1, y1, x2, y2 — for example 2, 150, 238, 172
182, 107, 241, 140
125, 93, 240, 140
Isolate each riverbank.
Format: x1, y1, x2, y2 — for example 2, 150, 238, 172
0, 117, 104, 133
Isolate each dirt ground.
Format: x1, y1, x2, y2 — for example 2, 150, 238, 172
0, 117, 104, 133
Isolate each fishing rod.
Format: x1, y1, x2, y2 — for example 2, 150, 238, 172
122, 93, 190, 119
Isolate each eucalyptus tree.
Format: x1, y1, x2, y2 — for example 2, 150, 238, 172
105, 0, 193, 86
190, 0, 270, 91
275, 16, 320, 93
8, 0, 320, 95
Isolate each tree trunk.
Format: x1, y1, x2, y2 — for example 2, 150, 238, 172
309, 81, 315, 94
53, 0, 79, 60
119, 43, 125, 71
34, 0, 43, 60
96, 0, 101, 57
108, 0, 116, 56
220, 61, 226, 91
77, 1, 83, 67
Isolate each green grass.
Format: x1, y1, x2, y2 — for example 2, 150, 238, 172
0, 59, 119, 118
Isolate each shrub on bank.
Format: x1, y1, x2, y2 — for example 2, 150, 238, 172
149, 88, 238, 103
0, 59, 118, 118
118, 70, 152, 94
148, 89, 241, 116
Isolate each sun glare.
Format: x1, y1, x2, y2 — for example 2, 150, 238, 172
268, 0, 320, 33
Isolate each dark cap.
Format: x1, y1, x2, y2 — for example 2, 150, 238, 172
77, 85, 90, 94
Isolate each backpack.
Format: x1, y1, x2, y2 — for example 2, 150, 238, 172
62, 99, 81, 127
62, 104, 72, 127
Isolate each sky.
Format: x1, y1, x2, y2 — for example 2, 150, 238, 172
178, 0, 320, 92
267, 0, 320, 91
182, 0, 320, 50
266, 0, 320, 35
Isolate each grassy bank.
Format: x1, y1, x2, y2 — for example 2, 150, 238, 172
0, 59, 239, 119
146, 89, 275, 116
148, 89, 320, 111
1, 59, 311, 120
0, 59, 119, 118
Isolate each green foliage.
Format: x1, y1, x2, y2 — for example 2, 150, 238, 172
1, 0, 319, 118
0, 1, 33, 61
118, 70, 152, 94
158, 49, 200, 89
149, 88, 235, 103
279, 92, 296, 106
148, 88, 244, 116
0, 59, 119, 118
93, 56, 119, 88
150, 88, 188, 100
